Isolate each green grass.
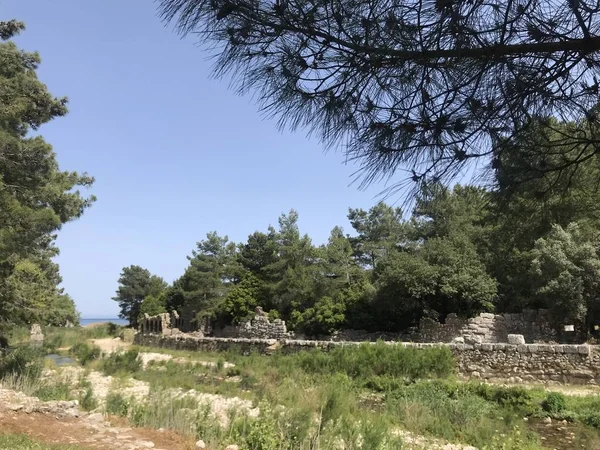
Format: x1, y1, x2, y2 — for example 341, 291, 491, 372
0, 434, 79, 450
69, 342, 101, 365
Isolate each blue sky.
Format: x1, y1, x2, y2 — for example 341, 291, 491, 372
4, 0, 413, 318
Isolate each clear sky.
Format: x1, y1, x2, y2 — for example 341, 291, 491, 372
3, 0, 413, 318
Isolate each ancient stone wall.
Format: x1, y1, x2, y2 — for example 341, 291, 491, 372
138, 311, 198, 336
139, 308, 573, 343
416, 309, 574, 344
212, 308, 291, 340
134, 333, 600, 385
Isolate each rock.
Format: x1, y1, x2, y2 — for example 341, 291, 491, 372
30, 324, 44, 343
543, 417, 552, 424
451, 337, 465, 344
464, 335, 483, 345
196, 440, 207, 449
86, 413, 104, 424
225, 446, 239, 450
507, 334, 525, 345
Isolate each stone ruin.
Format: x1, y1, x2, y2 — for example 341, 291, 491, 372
138, 308, 576, 344
417, 309, 571, 344
138, 311, 194, 337
214, 307, 291, 340
30, 324, 44, 345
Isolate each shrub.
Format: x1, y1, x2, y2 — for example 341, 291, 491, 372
542, 392, 567, 415
105, 392, 130, 417
469, 384, 534, 410
79, 386, 98, 411
34, 382, 72, 401
295, 342, 454, 381
101, 349, 141, 375
584, 412, 600, 429
0, 346, 43, 381
69, 342, 101, 365
78, 378, 98, 411
233, 411, 280, 450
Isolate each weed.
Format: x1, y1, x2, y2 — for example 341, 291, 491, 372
34, 382, 72, 401
101, 349, 141, 375
0, 346, 43, 381
542, 392, 567, 415
105, 392, 130, 417
69, 342, 101, 365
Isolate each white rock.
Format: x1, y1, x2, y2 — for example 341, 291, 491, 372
225, 446, 239, 450
195, 440, 206, 449
507, 334, 525, 345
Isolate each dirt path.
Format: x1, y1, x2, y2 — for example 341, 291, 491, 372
0, 387, 197, 450
0, 404, 195, 450
90, 338, 131, 354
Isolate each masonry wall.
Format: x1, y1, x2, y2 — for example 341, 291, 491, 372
212, 315, 291, 340
416, 309, 573, 344
134, 333, 600, 385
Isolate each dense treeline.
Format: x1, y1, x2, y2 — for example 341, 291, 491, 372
116, 140, 600, 334
0, 22, 94, 329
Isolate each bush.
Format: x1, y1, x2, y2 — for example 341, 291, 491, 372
101, 349, 141, 375
34, 382, 72, 401
295, 342, 455, 381
542, 392, 567, 415
79, 386, 98, 411
0, 346, 43, 381
584, 412, 600, 429
69, 342, 101, 365
297, 296, 346, 335
468, 384, 534, 410
105, 392, 130, 417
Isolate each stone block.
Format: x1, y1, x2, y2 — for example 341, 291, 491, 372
480, 313, 495, 320
517, 344, 529, 353
465, 335, 483, 345
507, 334, 525, 345
578, 345, 591, 356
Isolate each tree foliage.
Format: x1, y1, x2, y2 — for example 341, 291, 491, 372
113, 266, 167, 327
530, 223, 600, 324
159, 0, 600, 191
0, 21, 94, 327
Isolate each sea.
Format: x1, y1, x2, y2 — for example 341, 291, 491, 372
80, 318, 128, 327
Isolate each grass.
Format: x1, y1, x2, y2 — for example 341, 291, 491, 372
69, 342, 101, 365
0, 435, 79, 450
3, 338, 600, 449
4, 323, 126, 354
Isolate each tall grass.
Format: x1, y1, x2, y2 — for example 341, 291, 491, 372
100, 349, 141, 375
292, 342, 454, 380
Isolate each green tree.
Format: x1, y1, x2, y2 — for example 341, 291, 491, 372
113, 266, 167, 327
138, 292, 168, 321
269, 210, 321, 318
372, 236, 496, 331
221, 273, 261, 323
159, 0, 600, 192
529, 223, 600, 326
177, 232, 243, 321
348, 203, 405, 268
0, 21, 94, 326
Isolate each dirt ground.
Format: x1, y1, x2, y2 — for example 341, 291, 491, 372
89, 338, 131, 354
0, 409, 196, 450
